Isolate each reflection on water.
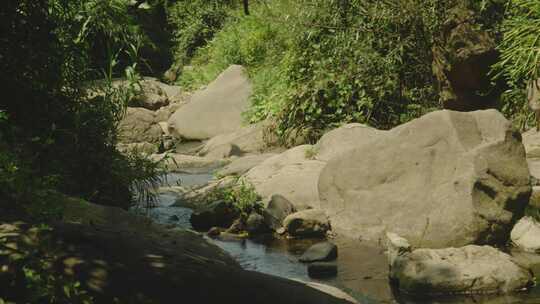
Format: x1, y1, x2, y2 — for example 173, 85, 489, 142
137, 173, 540, 304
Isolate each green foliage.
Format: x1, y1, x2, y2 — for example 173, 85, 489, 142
167, 0, 235, 68
178, 0, 450, 142
0, 224, 94, 303
208, 179, 262, 217
493, 0, 540, 129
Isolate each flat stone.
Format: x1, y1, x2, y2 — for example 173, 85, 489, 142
299, 242, 338, 263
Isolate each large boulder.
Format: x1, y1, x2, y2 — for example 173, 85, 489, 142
130, 78, 170, 110
387, 234, 533, 295
319, 110, 531, 248
244, 145, 325, 209
168, 65, 252, 140
432, 3, 501, 111
315, 123, 382, 161
198, 122, 270, 156
117, 107, 163, 143
216, 154, 277, 177
262, 194, 296, 230
511, 216, 540, 253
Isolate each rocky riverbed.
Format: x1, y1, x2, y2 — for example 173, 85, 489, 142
113, 64, 540, 303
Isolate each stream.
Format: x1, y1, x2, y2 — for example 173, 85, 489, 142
134, 173, 540, 304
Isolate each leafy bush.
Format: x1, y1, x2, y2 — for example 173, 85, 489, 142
0, 0, 162, 214
167, 0, 235, 68
493, 0, 540, 129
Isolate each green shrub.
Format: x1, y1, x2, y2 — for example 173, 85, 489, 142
493, 0, 540, 129
167, 0, 235, 68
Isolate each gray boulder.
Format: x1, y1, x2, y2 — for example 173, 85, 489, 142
117, 107, 163, 143
319, 110, 531, 248
262, 194, 296, 231
244, 145, 325, 210
387, 234, 533, 295
168, 65, 251, 140
216, 154, 277, 177
299, 242, 338, 263
131, 79, 170, 110
283, 209, 331, 238
315, 123, 382, 161
200, 143, 243, 160
199, 122, 270, 156
511, 216, 540, 253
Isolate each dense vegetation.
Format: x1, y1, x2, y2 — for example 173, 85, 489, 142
174, 0, 520, 141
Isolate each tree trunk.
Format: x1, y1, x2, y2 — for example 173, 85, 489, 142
243, 0, 250, 15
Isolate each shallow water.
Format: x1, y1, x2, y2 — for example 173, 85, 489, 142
137, 173, 540, 304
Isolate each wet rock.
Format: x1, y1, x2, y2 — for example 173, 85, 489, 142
283, 209, 330, 238
169, 215, 180, 222
226, 218, 245, 234
388, 234, 533, 295
511, 217, 540, 253
207, 227, 223, 238
262, 194, 296, 231
307, 262, 338, 278
189, 201, 239, 231
246, 212, 268, 235
299, 242, 338, 263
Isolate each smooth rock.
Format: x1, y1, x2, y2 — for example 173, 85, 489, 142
149, 153, 229, 173
389, 242, 533, 295
307, 262, 338, 278
299, 242, 338, 263
131, 79, 170, 110
511, 216, 540, 253
201, 143, 243, 160
244, 145, 325, 209
117, 107, 163, 143
168, 65, 251, 140
283, 209, 331, 238
262, 194, 296, 231
315, 123, 382, 161
198, 122, 270, 155
319, 110, 531, 248
530, 186, 540, 209
216, 154, 276, 177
